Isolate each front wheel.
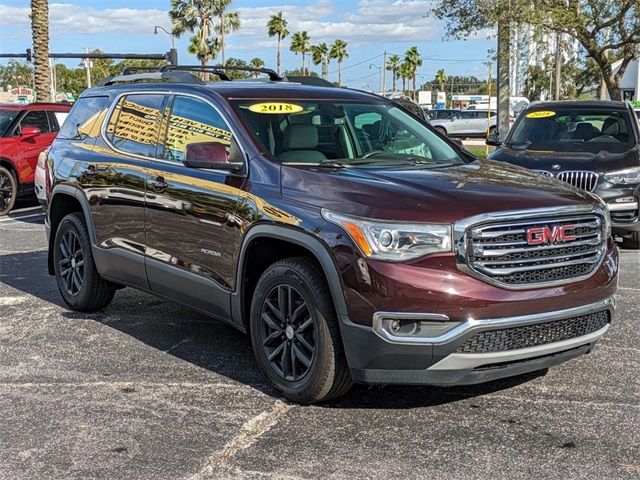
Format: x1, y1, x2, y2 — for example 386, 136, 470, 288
53, 212, 115, 311
433, 126, 447, 137
250, 257, 352, 404
622, 231, 640, 250
0, 166, 17, 216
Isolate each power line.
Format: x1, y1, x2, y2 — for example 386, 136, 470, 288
328, 53, 384, 75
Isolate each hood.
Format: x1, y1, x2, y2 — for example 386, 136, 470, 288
489, 145, 640, 174
281, 159, 599, 223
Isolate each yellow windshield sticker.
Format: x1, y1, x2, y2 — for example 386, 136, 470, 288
248, 102, 304, 114
526, 110, 556, 119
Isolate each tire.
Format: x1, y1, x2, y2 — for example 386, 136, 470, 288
250, 257, 352, 404
0, 166, 17, 216
622, 231, 640, 250
434, 126, 447, 137
53, 212, 115, 311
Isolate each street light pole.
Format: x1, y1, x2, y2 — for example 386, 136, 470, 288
369, 63, 382, 93
154, 26, 178, 65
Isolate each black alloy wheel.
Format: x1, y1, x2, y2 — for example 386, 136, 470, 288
259, 284, 317, 382
58, 230, 85, 296
0, 166, 17, 216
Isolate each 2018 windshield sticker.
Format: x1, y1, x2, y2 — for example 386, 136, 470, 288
248, 102, 304, 114
526, 110, 556, 119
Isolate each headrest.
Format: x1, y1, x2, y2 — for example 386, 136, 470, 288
602, 117, 624, 136
283, 124, 319, 150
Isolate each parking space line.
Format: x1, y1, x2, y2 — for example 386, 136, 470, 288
0, 213, 44, 223
190, 400, 293, 479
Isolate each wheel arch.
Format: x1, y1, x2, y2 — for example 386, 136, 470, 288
47, 185, 95, 274
232, 224, 349, 333
0, 157, 18, 182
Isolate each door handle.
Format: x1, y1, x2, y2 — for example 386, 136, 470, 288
147, 177, 169, 192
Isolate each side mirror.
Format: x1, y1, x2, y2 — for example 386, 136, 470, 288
21, 126, 41, 140
486, 130, 501, 147
183, 139, 243, 171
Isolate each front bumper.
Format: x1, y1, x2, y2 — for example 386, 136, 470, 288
341, 298, 614, 386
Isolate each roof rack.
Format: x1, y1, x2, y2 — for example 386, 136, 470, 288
98, 71, 204, 87
160, 64, 283, 82
283, 76, 335, 88
99, 64, 285, 87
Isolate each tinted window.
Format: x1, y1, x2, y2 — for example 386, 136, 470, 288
0, 110, 17, 136
510, 109, 635, 153
57, 96, 109, 140
458, 112, 476, 120
163, 96, 234, 163
106, 94, 166, 158
19, 110, 50, 134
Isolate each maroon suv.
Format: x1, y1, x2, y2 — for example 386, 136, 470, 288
43, 67, 618, 403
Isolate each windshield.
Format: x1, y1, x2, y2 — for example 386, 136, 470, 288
509, 108, 635, 154
232, 100, 464, 166
0, 110, 17, 136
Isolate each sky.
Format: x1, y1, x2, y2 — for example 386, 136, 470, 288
0, 0, 495, 89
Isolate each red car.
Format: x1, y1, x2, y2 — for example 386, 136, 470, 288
0, 102, 71, 215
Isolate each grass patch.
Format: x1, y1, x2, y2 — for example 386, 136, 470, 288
464, 145, 495, 159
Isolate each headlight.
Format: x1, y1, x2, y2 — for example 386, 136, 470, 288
603, 167, 640, 185
322, 210, 452, 261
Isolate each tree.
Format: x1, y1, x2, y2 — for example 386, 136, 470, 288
188, 31, 221, 70
224, 57, 251, 79
214, 7, 241, 65
398, 61, 412, 93
266, 11, 289, 74
290, 31, 311, 76
31, 0, 51, 101
404, 46, 422, 99
249, 57, 265, 77
169, 0, 218, 68
435, 69, 447, 91
311, 43, 330, 79
432, 0, 640, 101
329, 39, 348, 86
386, 54, 401, 91
0, 61, 34, 90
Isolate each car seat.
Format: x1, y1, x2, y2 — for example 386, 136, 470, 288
277, 124, 327, 163
571, 122, 600, 141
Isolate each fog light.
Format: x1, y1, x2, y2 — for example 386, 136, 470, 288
374, 313, 463, 343
390, 319, 401, 333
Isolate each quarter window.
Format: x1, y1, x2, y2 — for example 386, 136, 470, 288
163, 96, 234, 163
106, 94, 166, 158
57, 96, 109, 140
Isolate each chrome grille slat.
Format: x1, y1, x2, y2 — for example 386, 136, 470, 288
556, 171, 599, 192
463, 211, 606, 287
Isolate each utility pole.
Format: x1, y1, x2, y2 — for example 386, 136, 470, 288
382, 51, 387, 93
450, 76, 454, 108
497, 19, 511, 140
485, 62, 493, 157
83, 48, 93, 89
554, 32, 562, 100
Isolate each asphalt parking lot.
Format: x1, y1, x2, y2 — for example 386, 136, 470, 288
1, 202, 639, 480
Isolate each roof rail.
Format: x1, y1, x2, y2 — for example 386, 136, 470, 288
160, 64, 283, 82
98, 70, 204, 87
121, 65, 168, 75
284, 76, 335, 87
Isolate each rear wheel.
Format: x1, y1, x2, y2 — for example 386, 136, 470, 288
434, 126, 447, 137
0, 166, 17, 216
622, 231, 640, 250
250, 257, 352, 404
53, 212, 115, 311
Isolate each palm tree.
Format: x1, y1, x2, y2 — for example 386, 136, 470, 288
249, 57, 265, 77
188, 32, 221, 69
31, 0, 51, 101
169, 0, 217, 68
311, 43, 330, 79
399, 61, 412, 94
290, 31, 311, 75
214, 8, 240, 65
404, 46, 422, 99
266, 12, 288, 74
329, 39, 348, 86
386, 54, 401, 92
435, 68, 447, 92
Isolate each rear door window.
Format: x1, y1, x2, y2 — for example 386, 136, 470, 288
57, 96, 109, 140
17, 110, 51, 135
105, 94, 167, 158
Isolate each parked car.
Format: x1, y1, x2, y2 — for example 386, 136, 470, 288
424, 108, 460, 121
44, 66, 617, 403
0, 102, 71, 215
488, 100, 640, 249
430, 110, 497, 138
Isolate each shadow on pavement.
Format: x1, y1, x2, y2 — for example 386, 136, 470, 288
0, 249, 547, 409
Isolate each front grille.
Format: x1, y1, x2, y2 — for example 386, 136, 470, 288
456, 310, 610, 353
556, 171, 599, 192
464, 213, 605, 287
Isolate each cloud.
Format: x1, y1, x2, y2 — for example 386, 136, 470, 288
0, 1, 441, 45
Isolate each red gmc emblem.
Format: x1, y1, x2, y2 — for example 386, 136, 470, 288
526, 225, 576, 245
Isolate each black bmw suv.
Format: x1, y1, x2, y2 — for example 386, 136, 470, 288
488, 101, 640, 249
